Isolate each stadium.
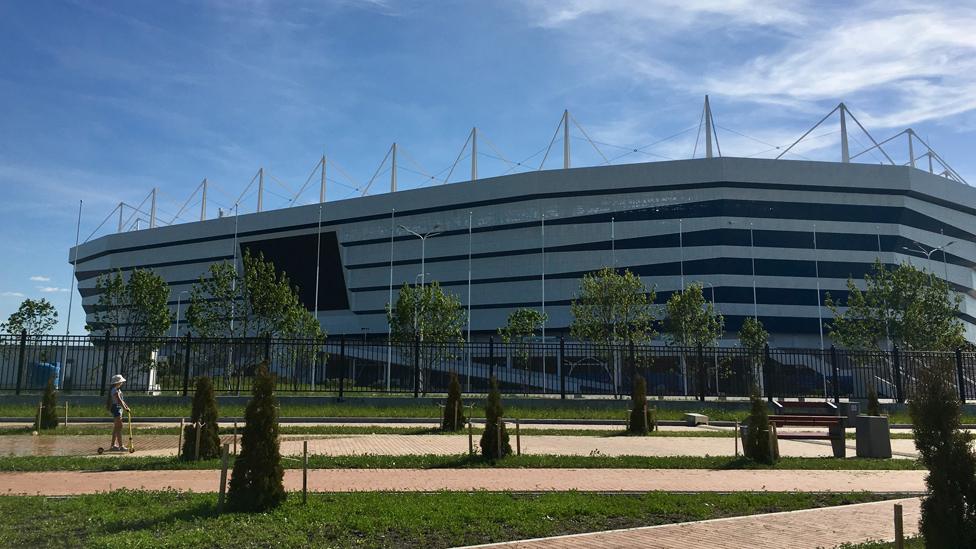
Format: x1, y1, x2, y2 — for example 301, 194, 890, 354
69, 103, 976, 349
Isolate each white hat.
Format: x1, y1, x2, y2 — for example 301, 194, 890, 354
111, 374, 126, 384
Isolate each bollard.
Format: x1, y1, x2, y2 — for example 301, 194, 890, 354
302, 440, 309, 505
232, 422, 238, 455
64, 402, 68, 427
643, 403, 649, 433
894, 503, 904, 549
194, 422, 202, 461
467, 420, 474, 455
217, 443, 229, 513
734, 421, 739, 457
177, 418, 184, 459
515, 419, 521, 456
35, 402, 43, 430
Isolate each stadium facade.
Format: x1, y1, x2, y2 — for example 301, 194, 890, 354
70, 156, 976, 348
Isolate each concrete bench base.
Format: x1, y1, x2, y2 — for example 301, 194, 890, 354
684, 413, 708, 426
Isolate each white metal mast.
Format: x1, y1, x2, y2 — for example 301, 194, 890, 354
320, 155, 327, 203
200, 178, 208, 221
839, 103, 850, 163
562, 110, 570, 169
704, 95, 714, 159
149, 188, 157, 229
391, 143, 397, 193
257, 168, 264, 212
471, 127, 478, 181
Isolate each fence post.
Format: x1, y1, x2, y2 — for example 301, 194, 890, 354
892, 346, 904, 404
413, 334, 420, 398
263, 334, 272, 363
488, 336, 495, 380
559, 336, 566, 400
763, 344, 772, 403
697, 344, 706, 401
14, 330, 27, 395
338, 335, 345, 401
957, 348, 967, 404
830, 345, 840, 405
182, 332, 193, 397
99, 331, 111, 397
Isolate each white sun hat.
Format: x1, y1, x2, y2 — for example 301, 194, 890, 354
110, 374, 126, 384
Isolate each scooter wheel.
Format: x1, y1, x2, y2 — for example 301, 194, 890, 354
97, 447, 104, 455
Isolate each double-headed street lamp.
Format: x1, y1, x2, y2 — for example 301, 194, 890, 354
174, 290, 190, 337
399, 224, 440, 287
901, 239, 955, 282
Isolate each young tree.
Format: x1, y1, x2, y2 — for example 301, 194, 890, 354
664, 283, 724, 395
744, 386, 776, 464
499, 308, 547, 391
387, 281, 465, 394
181, 377, 221, 461
479, 377, 512, 461
827, 260, 965, 351
570, 267, 657, 347
628, 375, 655, 434
36, 375, 59, 430
442, 371, 466, 431
227, 363, 286, 512
86, 269, 172, 377
2, 298, 58, 337
186, 250, 322, 339
910, 359, 976, 545
738, 316, 769, 389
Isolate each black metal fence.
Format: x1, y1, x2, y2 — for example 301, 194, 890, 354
2, 332, 975, 402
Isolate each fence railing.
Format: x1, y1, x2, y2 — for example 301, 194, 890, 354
1, 332, 974, 402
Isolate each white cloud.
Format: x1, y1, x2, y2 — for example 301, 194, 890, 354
1, 292, 25, 298
526, 0, 806, 29
29, 275, 50, 282
37, 286, 68, 293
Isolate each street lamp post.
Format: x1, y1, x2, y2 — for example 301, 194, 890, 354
398, 224, 440, 287
704, 281, 719, 395
175, 290, 189, 337
902, 239, 955, 283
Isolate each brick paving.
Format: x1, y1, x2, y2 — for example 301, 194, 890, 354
0, 468, 926, 495
460, 497, 921, 549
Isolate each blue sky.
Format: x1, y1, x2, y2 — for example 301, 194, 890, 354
2, 0, 975, 335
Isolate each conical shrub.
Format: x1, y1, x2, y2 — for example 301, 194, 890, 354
443, 372, 466, 431
227, 363, 285, 512
36, 375, 59, 430
479, 376, 511, 461
744, 386, 776, 464
628, 375, 655, 434
910, 360, 976, 545
181, 376, 221, 460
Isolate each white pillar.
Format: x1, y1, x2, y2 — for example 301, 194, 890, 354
391, 143, 397, 193
149, 188, 157, 229
471, 127, 478, 181
907, 131, 915, 169
839, 103, 850, 163
320, 155, 327, 203
704, 95, 713, 159
117, 202, 124, 232
562, 110, 570, 169
257, 168, 264, 212
200, 178, 208, 221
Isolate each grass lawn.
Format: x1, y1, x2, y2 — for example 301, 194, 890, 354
0, 490, 894, 549
0, 453, 923, 472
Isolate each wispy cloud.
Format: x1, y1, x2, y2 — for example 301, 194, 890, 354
1, 292, 25, 298
37, 286, 68, 293
29, 275, 50, 282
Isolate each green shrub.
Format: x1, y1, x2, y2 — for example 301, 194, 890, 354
744, 386, 775, 464
442, 372, 466, 431
181, 377, 220, 461
479, 377, 511, 461
910, 359, 976, 546
227, 363, 286, 512
36, 375, 59, 430
628, 375, 656, 434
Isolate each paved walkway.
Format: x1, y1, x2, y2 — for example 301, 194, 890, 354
0, 431, 920, 458
460, 497, 921, 548
0, 468, 926, 495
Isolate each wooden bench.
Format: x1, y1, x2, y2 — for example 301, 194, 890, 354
768, 414, 846, 458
